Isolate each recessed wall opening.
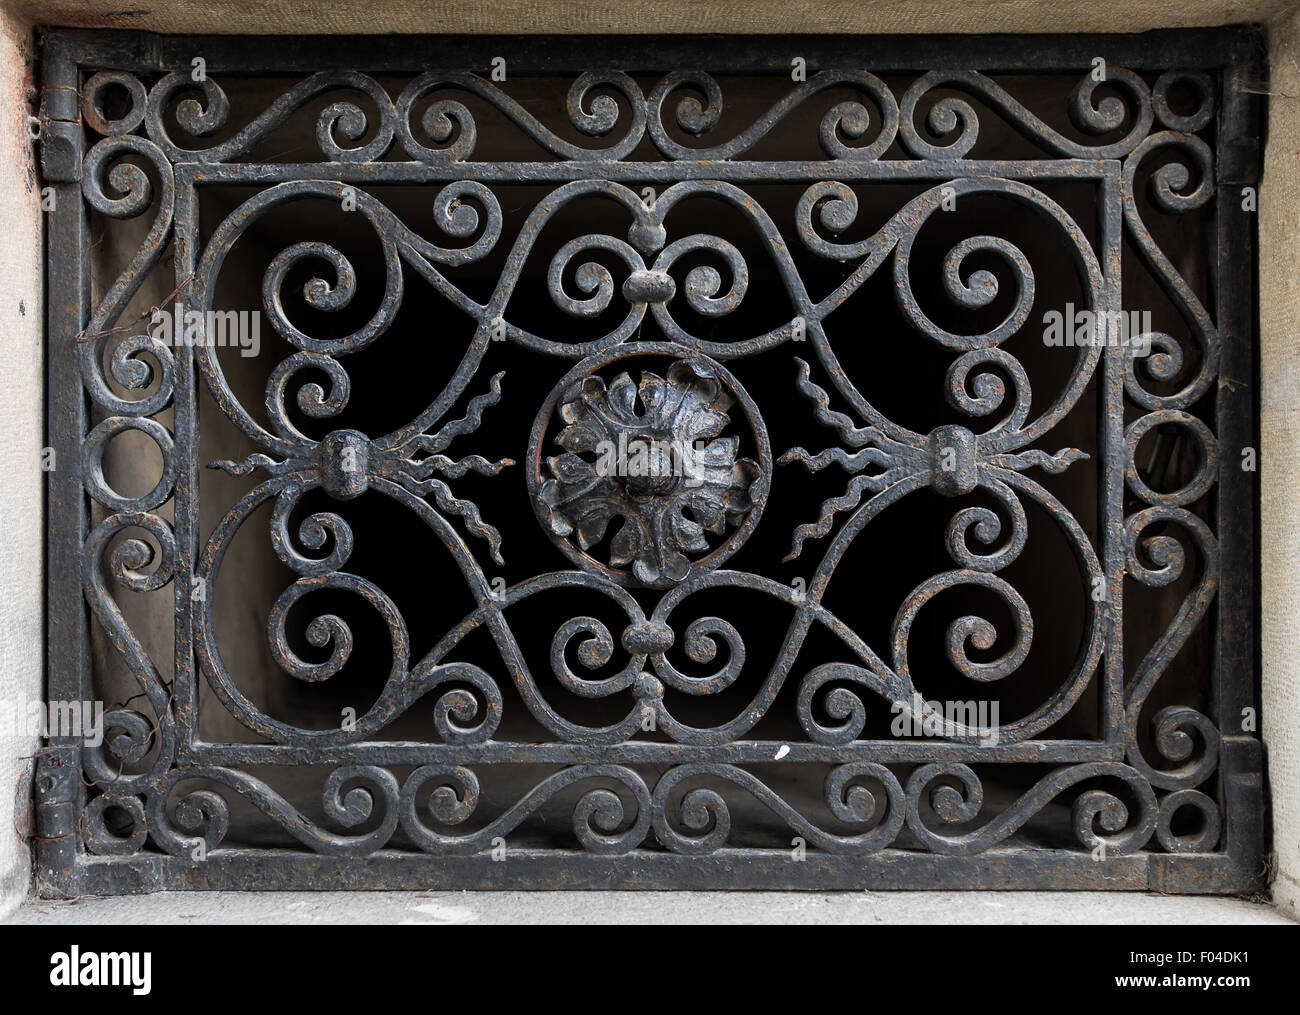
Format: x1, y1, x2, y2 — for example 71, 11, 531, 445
45, 30, 1260, 891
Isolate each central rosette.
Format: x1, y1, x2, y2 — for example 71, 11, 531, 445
537, 357, 762, 585
620, 437, 682, 499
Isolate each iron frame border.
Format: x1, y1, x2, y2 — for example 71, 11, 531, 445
36, 28, 1264, 895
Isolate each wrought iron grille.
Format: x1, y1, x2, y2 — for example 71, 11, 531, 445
37, 30, 1264, 893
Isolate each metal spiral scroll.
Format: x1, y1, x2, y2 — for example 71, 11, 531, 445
71, 62, 1230, 861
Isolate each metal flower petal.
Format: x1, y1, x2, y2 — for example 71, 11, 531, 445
540, 361, 760, 584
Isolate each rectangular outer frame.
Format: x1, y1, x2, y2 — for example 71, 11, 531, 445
38, 28, 1264, 894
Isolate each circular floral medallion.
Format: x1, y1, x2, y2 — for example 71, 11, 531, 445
527, 343, 770, 587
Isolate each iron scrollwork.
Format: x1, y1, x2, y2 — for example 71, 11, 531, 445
46, 32, 1260, 890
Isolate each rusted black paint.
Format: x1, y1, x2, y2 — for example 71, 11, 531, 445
39, 28, 1264, 895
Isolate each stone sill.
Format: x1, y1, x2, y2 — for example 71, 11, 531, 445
6, 890, 1295, 925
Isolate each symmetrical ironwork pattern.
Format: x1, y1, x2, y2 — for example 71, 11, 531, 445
39, 31, 1263, 892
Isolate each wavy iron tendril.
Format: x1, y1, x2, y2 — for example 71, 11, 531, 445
400, 765, 651, 854
1121, 507, 1221, 792
899, 67, 1154, 161
651, 763, 905, 855
906, 762, 1158, 855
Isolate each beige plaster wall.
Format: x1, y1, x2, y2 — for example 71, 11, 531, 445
0, 5, 42, 919
2, 0, 1296, 35
1261, 4, 1300, 922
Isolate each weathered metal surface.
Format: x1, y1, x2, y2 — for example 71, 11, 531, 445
39, 29, 1263, 894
